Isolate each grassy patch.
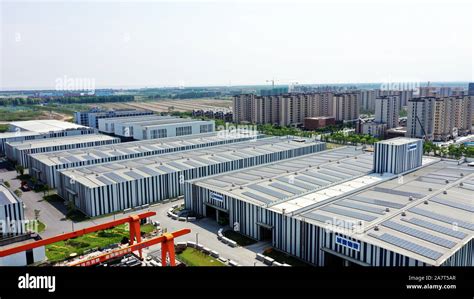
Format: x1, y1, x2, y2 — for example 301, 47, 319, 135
223, 230, 257, 246
0, 124, 9, 132
263, 248, 310, 267
177, 248, 226, 267
0, 108, 43, 121
37, 220, 46, 233
45, 224, 130, 262
140, 223, 155, 234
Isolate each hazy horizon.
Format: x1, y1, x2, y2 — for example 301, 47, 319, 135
1, 0, 473, 90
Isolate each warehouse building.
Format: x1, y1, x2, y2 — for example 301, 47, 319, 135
185, 138, 474, 266
0, 120, 96, 154
98, 115, 174, 134
29, 131, 261, 188
0, 234, 46, 266
112, 118, 215, 140
74, 108, 154, 128
0, 184, 25, 237
57, 137, 326, 217
5, 134, 121, 168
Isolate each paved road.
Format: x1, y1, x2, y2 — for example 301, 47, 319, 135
0, 167, 269, 266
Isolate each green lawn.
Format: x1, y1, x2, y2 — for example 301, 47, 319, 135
177, 248, 226, 267
140, 223, 155, 234
263, 248, 310, 267
37, 220, 46, 233
0, 124, 9, 132
223, 230, 257, 246
46, 223, 156, 262
0, 108, 43, 121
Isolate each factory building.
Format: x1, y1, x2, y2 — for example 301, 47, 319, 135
111, 118, 215, 140
57, 137, 326, 217
98, 115, 175, 134
0, 234, 46, 266
373, 138, 423, 174
5, 134, 120, 168
0, 120, 96, 154
74, 108, 154, 128
185, 138, 473, 266
0, 184, 25, 237
29, 131, 260, 188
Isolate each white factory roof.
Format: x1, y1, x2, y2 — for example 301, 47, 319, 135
192, 145, 473, 265
192, 146, 375, 209
120, 117, 207, 128
6, 134, 119, 151
9, 120, 87, 133
294, 160, 474, 266
29, 131, 259, 167
59, 136, 320, 189
377, 137, 420, 145
0, 185, 21, 206
0, 131, 42, 139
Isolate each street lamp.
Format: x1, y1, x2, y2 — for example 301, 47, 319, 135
195, 232, 199, 247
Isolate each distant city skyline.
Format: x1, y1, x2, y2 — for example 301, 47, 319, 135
1, 0, 473, 90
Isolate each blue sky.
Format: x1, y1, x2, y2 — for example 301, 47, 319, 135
1, 0, 472, 90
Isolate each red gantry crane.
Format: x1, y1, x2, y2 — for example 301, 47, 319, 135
0, 211, 190, 267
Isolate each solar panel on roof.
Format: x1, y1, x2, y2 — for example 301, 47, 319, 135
334, 200, 386, 215
320, 206, 378, 221
350, 195, 405, 209
124, 171, 145, 180
296, 175, 326, 186
269, 182, 305, 195
103, 172, 128, 183
276, 177, 315, 191
167, 161, 191, 171
302, 171, 337, 183
303, 212, 354, 229
156, 165, 177, 174
382, 221, 456, 248
372, 187, 424, 198
409, 207, 474, 230
96, 176, 115, 185
401, 217, 467, 239
318, 169, 351, 179
241, 191, 273, 204
203, 179, 229, 188
429, 197, 474, 212
368, 233, 443, 260
247, 184, 288, 200
137, 167, 161, 176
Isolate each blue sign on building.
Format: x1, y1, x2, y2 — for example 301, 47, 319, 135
210, 192, 224, 202
335, 235, 360, 251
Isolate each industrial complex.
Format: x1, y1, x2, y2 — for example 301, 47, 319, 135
57, 137, 325, 216
0, 120, 97, 153
185, 138, 473, 266
28, 131, 260, 188
5, 134, 121, 167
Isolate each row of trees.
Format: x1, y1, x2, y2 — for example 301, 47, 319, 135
321, 132, 380, 145
423, 142, 474, 158
0, 95, 134, 106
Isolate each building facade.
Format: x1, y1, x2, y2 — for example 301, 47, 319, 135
56, 137, 326, 217
374, 95, 400, 129
29, 131, 261, 188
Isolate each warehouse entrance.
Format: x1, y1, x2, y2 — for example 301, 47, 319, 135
257, 223, 273, 242
205, 204, 229, 226
323, 249, 365, 267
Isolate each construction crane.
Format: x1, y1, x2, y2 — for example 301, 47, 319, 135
0, 212, 190, 266
266, 79, 277, 89
70, 229, 190, 267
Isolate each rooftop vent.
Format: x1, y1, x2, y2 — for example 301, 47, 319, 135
374, 226, 379, 231
409, 196, 413, 201
445, 180, 449, 184
443, 190, 447, 195
424, 200, 429, 204
428, 188, 432, 191
401, 212, 406, 217
385, 208, 390, 212
460, 182, 464, 187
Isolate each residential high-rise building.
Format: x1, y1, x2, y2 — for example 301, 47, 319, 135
232, 92, 336, 126
360, 90, 376, 111
374, 95, 399, 129
406, 96, 473, 141
406, 97, 436, 140
398, 90, 414, 107
468, 83, 474, 96
332, 93, 360, 122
